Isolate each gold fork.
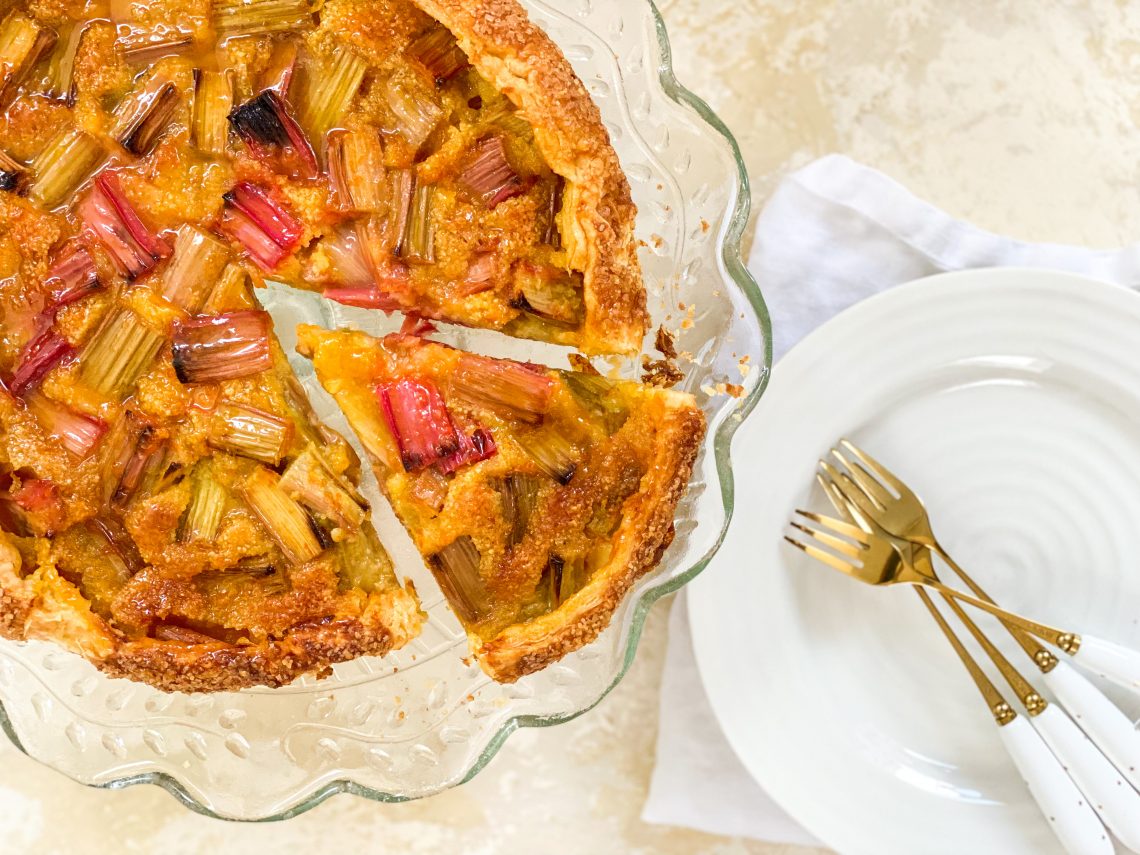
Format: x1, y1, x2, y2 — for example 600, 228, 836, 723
813, 480, 1140, 851
824, 440, 1140, 698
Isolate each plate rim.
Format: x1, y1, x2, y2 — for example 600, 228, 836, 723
688, 266, 1140, 855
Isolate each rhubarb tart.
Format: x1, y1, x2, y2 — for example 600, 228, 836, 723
298, 326, 705, 681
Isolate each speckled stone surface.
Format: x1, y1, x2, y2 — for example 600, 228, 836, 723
3, 1, 1136, 852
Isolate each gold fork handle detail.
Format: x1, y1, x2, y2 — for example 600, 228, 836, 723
922, 579, 1081, 653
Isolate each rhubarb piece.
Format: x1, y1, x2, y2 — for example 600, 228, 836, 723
113, 431, 168, 506
279, 444, 367, 536
500, 472, 538, 546
119, 35, 194, 67
512, 262, 585, 328
28, 129, 106, 208
542, 178, 564, 248
561, 370, 628, 434
356, 169, 414, 262
436, 426, 497, 475
160, 225, 233, 312
24, 391, 106, 458
322, 287, 403, 311
459, 135, 524, 208
179, 463, 227, 543
191, 69, 234, 157
313, 228, 373, 287
171, 310, 273, 384
10, 477, 64, 533
295, 49, 367, 145
377, 378, 459, 472
517, 425, 579, 485
43, 21, 87, 104
407, 26, 468, 84
0, 148, 27, 193
461, 251, 498, 295
203, 262, 255, 312
548, 553, 585, 607
219, 181, 303, 271
207, 400, 293, 464
79, 172, 173, 279
78, 308, 165, 398
10, 327, 74, 396
385, 74, 444, 152
409, 466, 449, 511
110, 75, 180, 156
212, 0, 315, 37
240, 465, 323, 565
227, 89, 317, 178
402, 182, 436, 263
259, 39, 297, 96
450, 354, 553, 425
327, 129, 387, 213
45, 244, 101, 308
429, 535, 489, 623
0, 11, 56, 108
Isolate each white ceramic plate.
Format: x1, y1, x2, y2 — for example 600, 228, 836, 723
689, 268, 1140, 855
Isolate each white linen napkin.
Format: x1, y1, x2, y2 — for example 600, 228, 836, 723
641, 153, 1140, 846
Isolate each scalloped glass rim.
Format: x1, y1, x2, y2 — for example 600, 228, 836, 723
0, 0, 772, 820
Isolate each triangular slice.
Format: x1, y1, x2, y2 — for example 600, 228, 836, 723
213, 0, 645, 354
0, 194, 422, 694
297, 326, 705, 681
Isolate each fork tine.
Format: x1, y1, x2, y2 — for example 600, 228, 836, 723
838, 439, 912, 498
819, 469, 888, 535
831, 448, 893, 507
816, 474, 858, 525
793, 508, 869, 543
783, 534, 861, 576
789, 519, 864, 559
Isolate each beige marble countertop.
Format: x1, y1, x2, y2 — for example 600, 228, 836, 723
4, 1, 1138, 853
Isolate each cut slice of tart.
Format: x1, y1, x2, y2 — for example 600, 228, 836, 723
297, 326, 705, 681
0, 197, 423, 693
215, 0, 647, 355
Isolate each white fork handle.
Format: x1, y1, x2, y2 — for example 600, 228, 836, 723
1032, 703, 1140, 851
999, 715, 1113, 855
1045, 661, 1140, 792
1072, 635, 1140, 696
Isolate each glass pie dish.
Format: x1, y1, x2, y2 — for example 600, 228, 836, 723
0, 0, 771, 820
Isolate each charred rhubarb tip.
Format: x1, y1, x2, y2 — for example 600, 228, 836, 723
208, 399, 294, 465
0, 148, 27, 194
429, 535, 490, 623
110, 74, 180, 156
517, 425, 580, 485
79, 172, 172, 279
171, 310, 273, 385
0, 11, 57, 109
500, 472, 539, 546
228, 89, 318, 178
450, 354, 554, 425
436, 426, 498, 475
377, 377, 459, 472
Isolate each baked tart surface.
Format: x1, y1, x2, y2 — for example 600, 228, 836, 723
0, 0, 692, 692
298, 326, 705, 681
